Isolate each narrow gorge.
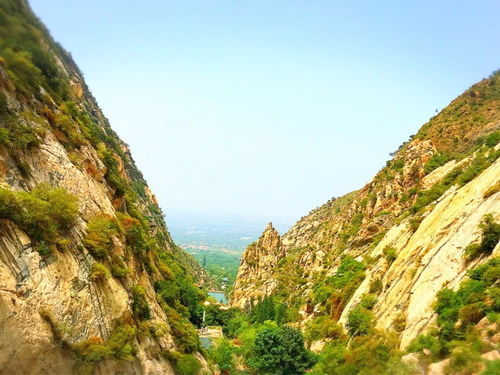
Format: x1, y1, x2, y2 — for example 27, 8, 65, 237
0, 0, 499, 374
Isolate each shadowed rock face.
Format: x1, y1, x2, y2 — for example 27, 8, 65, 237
0, 1, 212, 373
231, 72, 500, 349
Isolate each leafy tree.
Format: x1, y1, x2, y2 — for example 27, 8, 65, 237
248, 326, 315, 375
346, 306, 374, 337
209, 338, 236, 374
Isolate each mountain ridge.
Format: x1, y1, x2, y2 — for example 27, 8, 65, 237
231, 70, 500, 354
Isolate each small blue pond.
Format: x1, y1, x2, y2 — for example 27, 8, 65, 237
200, 336, 212, 349
208, 291, 228, 304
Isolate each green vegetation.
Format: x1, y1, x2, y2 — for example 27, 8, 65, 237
424, 152, 454, 174
311, 332, 410, 375
90, 262, 110, 281
249, 295, 287, 325
346, 306, 374, 336
0, 0, 69, 102
383, 246, 397, 264
416, 71, 500, 154
132, 286, 151, 321
73, 322, 137, 375
312, 256, 365, 318
484, 181, 500, 198
407, 257, 499, 363
175, 354, 202, 375
186, 248, 241, 291
340, 212, 364, 245
110, 258, 129, 278
247, 325, 316, 375
464, 214, 500, 261
83, 215, 121, 259
208, 338, 236, 374
163, 306, 200, 353
411, 147, 500, 214
369, 278, 383, 294
304, 316, 345, 344
0, 184, 78, 254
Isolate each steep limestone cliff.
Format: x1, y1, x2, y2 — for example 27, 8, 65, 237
231, 71, 500, 350
0, 1, 212, 374
231, 223, 284, 309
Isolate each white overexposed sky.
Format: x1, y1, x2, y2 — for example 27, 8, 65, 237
31, 0, 500, 227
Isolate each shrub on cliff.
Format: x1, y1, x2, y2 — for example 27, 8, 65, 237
132, 285, 151, 321
175, 354, 201, 375
346, 306, 374, 337
383, 246, 397, 264
304, 316, 345, 344
0, 184, 78, 251
83, 215, 120, 259
90, 262, 110, 281
464, 214, 500, 261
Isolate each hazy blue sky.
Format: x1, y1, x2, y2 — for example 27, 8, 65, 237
31, 1, 499, 227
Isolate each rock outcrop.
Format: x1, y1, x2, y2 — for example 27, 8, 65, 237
231, 70, 500, 351
231, 223, 284, 309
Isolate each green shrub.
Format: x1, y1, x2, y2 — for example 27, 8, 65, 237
0, 184, 78, 248
163, 305, 200, 353
464, 243, 482, 261
483, 360, 500, 375
383, 246, 397, 264
312, 332, 406, 375
484, 181, 500, 198
83, 215, 120, 259
313, 256, 365, 308
391, 158, 405, 171
132, 285, 151, 321
464, 214, 500, 261
425, 152, 454, 174
369, 278, 383, 294
434, 258, 499, 348
484, 131, 500, 148
304, 316, 345, 343
249, 296, 287, 324
110, 262, 129, 279
90, 262, 110, 281
73, 322, 137, 372
359, 294, 377, 310
445, 346, 482, 375
409, 215, 424, 232
346, 306, 373, 337
407, 332, 442, 359
209, 338, 236, 374
175, 354, 201, 375
459, 303, 486, 326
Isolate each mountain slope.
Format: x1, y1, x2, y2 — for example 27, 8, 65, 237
231, 71, 500, 351
0, 1, 212, 374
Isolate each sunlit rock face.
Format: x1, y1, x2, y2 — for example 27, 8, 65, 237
231, 72, 500, 349
231, 223, 285, 309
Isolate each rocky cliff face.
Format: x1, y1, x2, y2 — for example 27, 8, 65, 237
231, 71, 500, 350
0, 1, 211, 374
231, 223, 284, 309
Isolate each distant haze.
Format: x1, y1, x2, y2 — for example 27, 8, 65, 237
31, 1, 500, 227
